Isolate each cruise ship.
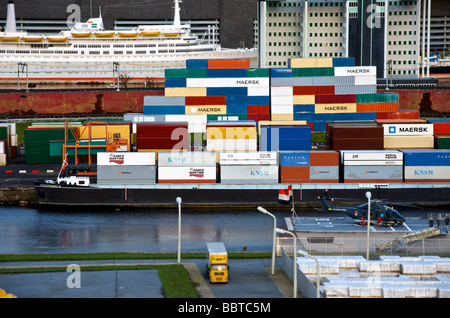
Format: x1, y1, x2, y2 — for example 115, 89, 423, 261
0, 1, 258, 84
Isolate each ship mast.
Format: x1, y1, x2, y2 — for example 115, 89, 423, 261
173, 0, 181, 27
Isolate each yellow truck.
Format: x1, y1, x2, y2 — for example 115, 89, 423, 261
206, 242, 229, 283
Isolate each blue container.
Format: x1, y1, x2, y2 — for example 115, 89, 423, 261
206, 69, 249, 78
260, 136, 311, 151
312, 121, 327, 132
279, 152, 310, 166
247, 96, 270, 105
207, 87, 248, 96
402, 150, 450, 166
332, 57, 355, 67
186, 59, 208, 69
227, 96, 248, 106
164, 78, 186, 88
294, 104, 315, 113
143, 106, 185, 115
333, 113, 377, 121
270, 68, 293, 77
261, 126, 311, 140
226, 105, 248, 114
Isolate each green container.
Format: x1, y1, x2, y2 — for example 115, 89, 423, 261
207, 114, 248, 121
356, 93, 399, 104
436, 136, 450, 149
292, 67, 334, 77
0, 127, 8, 140
165, 68, 207, 79
247, 68, 270, 77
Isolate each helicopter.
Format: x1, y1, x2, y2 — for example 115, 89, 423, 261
317, 190, 418, 227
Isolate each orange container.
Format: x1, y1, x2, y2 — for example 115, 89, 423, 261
185, 96, 227, 106
376, 109, 419, 120
208, 59, 250, 69
356, 103, 399, 113
432, 122, 450, 135
280, 166, 310, 183
309, 151, 339, 166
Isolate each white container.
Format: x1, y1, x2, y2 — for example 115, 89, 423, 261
383, 124, 434, 136
334, 66, 377, 77
97, 152, 156, 166
157, 151, 216, 167
219, 151, 277, 165
271, 96, 293, 106
0, 153, 6, 166
158, 166, 216, 181
206, 139, 257, 152
271, 86, 293, 96
0, 140, 5, 154
271, 105, 294, 114
220, 165, 279, 184
404, 166, 450, 180
354, 75, 377, 85
247, 86, 270, 96
341, 150, 403, 162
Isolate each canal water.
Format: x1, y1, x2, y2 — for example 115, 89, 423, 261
0, 207, 292, 254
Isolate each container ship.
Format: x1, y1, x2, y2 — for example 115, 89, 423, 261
0, 1, 257, 84
26, 56, 450, 209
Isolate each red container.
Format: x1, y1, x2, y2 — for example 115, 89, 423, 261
280, 166, 310, 183
208, 59, 250, 69
329, 137, 384, 150
247, 114, 270, 122
329, 125, 383, 138
432, 122, 450, 135
309, 151, 339, 166
248, 105, 270, 114
185, 96, 227, 106
375, 109, 419, 119
357, 103, 399, 113
293, 86, 335, 95
136, 136, 188, 150
315, 94, 356, 104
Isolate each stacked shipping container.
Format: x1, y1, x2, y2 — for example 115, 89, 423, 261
136, 123, 189, 158
279, 151, 339, 183
402, 150, 450, 183
428, 119, 450, 149
219, 151, 278, 184
0, 123, 18, 166
382, 122, 434, 149
340, 150, 403, 183
327, 125, 384, 150
259, 125, 311, 151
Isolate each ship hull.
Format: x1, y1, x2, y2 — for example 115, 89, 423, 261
34, 183, 450, 209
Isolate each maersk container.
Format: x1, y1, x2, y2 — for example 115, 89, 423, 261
334, 66, 377, 77
279, 151, 310, 166
402, 149, 450, 166
382, 124, 434, 136
97, 165, 156, 185
220, 165, 279, 184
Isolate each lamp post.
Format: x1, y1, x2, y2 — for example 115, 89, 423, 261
176, 197, 182, 263
298, 249, 320, 298
275, 228, 297, 298
365, 191, 372, 260
257, 206, 277, 275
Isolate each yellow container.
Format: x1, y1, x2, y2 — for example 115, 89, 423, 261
293, 95, 315, 105
185, 105, 226, 115
289, 58, 333, 68
80, 125, 131, 148
271, 114, 294, 121
165, 87, 207, 97
384, 136, 434, 149
315, 103, 357, 113
206, 127, 257, 140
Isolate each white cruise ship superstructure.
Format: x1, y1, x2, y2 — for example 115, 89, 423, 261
0, 1, 257, 84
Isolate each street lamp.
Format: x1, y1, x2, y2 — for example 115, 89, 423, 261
275, 228, 297, 298
298, 249, 320, 298
257, 206, 277, 275
176, 197, 182, 263
365, 191, 372, 260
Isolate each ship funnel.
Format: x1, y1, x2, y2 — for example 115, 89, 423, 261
5, 1, 17, 33
173, 0, 181, 26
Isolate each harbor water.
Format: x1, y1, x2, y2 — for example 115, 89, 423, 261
0, 207, 292, 255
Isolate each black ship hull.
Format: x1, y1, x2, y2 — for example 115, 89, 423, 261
34, 183, 450, 210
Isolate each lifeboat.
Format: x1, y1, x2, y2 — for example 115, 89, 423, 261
22, 35, 44, 42
0, 35, 21, 42
140, 31, 161, 37
47, 36, 69, 43
118, 31, 139, 38
71, 31, 92, 38
163, 33, 179, 37
94, 31, 116, 38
